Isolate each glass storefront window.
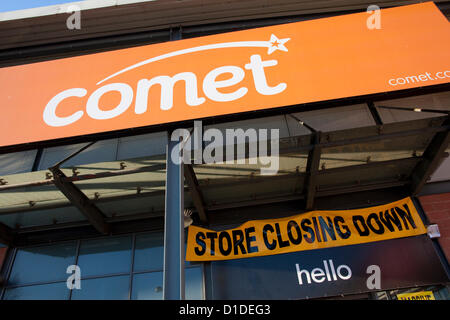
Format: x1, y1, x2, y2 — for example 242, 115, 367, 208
77, 236, 132, 277
131, 268, 204, 300
185, 267, 204, 300
8, 242, 77, 286
71, 275, 130, 300
131, 272, 163, 300
133, 233, 164, 272
3, 282, 69, 300
1, 232, 204, 300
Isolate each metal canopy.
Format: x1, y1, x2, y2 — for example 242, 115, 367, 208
2, 0, 449, 53
0, 115, 448, 246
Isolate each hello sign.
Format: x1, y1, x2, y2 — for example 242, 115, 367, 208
0, 2, 449, 148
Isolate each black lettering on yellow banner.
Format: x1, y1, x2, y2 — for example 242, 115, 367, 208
186, 197, 427, 261
397, 291, 435, 300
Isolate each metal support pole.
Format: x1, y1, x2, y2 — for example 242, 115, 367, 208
163, 136, 185, 300
304, 132, 322, 210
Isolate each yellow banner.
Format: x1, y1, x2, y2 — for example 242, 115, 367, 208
397, 291, 435, 300
186, 197, 427, 261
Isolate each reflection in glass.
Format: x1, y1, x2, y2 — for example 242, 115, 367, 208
134, 233, 164, 272
134, 231, 198, 271
4, 234, 204, 301
3, 282, 69, 300
9, 242, 76, 285
71, 275, 130, 300
131, 267, 203, 300
186, 267, 203, 300
77, 236, 132, 277
131, 271, 163, 300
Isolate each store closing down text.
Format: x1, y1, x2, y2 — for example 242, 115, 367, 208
186, 198, 427, 261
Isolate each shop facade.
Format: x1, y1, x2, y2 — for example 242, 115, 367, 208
0, 0, 449, 300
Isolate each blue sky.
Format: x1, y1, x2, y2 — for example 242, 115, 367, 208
0, 0, 76, 12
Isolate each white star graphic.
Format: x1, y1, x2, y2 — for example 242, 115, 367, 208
267, 34, 290, 54
98, 34, 292, 84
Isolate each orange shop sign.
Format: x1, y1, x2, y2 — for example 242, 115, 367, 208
0, 2, 449, 148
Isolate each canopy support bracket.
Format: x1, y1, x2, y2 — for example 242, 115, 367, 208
49, 167, 110, 235
411, 118, 450, 195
